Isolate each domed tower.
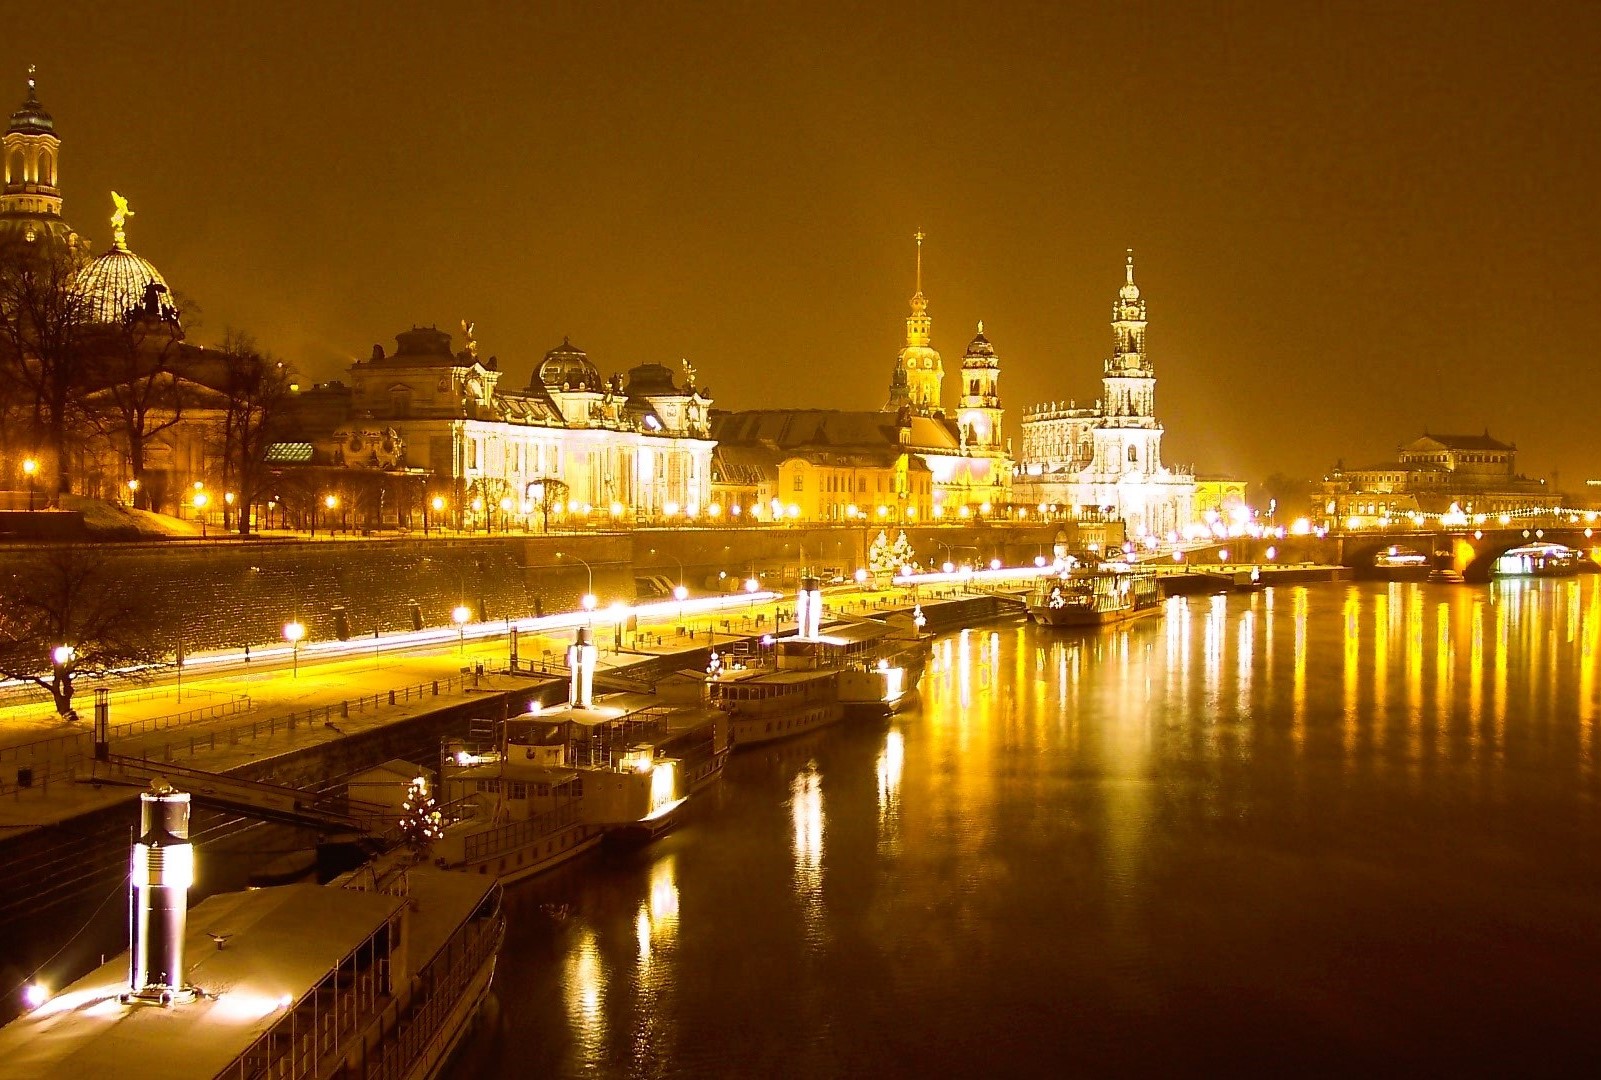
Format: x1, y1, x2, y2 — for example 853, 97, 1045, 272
958, 321, 1003, 450
1102, 249, 1153, 421
0, 68, 79, 251
888, 231, 943, 416
75, 192, 179, 325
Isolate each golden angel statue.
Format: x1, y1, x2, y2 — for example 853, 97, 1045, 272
110, 190, 134, 249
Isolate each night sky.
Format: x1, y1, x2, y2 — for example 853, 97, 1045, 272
15, 2, 1600, 484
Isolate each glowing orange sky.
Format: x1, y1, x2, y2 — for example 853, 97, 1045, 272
16, 1, 1601, 483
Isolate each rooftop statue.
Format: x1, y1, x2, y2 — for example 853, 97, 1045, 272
110, 190, 133, 250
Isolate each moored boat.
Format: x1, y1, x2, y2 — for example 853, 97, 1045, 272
1027, 565, 1163, 628
0, 782, 504, 1080
437, 627, 728, 863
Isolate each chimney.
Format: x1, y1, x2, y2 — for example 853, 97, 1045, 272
803, 576, 823, 638
126, 781, 195, 1004
567, 627, 597, 708
795, 582, 810, 639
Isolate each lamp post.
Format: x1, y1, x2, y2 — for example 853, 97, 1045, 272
51, 645, 74, 715
558, 552, 596, 619
452, 605, 471, 653
126, 477, 139, 507
283, 620, 305, 676
21, 457, 37, 512
429, 495, 445, 536
324, 494, 339, 537
674, 583, 689, 625
193, 491, 209, 539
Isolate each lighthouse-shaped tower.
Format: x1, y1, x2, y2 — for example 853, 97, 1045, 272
0, 68, 80, 251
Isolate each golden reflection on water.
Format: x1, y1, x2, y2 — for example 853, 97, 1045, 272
635, 854, 679, 971
563, 926, 607, 1056
877, 728, 904, 853
1343, 591, 1361, 757
1292, 588, 1308, 744
791, 764, 825, 944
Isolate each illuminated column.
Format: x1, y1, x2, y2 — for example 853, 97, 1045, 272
795, 581, 810, 639
803, 575, 823, 638
567, 626, 597, 708
127, 781, 195, 1003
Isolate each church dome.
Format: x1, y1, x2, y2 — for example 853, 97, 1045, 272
537, 337, 601, 391
75, 244, 175, 324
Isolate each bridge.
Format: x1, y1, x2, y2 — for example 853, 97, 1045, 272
1179, 522, 1599, 584
88, 754, 394, 833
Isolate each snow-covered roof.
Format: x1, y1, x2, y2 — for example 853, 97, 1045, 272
0, 883, 403, 1080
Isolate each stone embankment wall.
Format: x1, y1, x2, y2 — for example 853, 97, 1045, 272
0, 521, 1140, 655
0, 536, 632, 654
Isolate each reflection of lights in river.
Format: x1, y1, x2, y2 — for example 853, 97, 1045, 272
564, 926, 607, 1053
877, 729, 904, 851
1292, 588, 1308, 742
1343, 591, 1360, 755
636, 855, 680, 969
791, 764, 826, 943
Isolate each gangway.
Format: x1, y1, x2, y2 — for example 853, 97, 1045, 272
88, 754, 392, 833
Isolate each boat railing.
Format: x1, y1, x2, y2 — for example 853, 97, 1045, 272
463, 800, 583, 863
338, 897, 502, 1080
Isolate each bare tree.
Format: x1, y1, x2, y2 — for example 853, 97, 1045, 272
0, 241, 93, 507
0, 547, 168, 719
216, 330, 295, 536
81, 286, 196, 510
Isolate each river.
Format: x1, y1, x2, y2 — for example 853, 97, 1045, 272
450, 578, 1601, 1076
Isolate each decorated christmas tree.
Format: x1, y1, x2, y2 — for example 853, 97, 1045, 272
398, 775, 444, 857
890, 530, 916, 572
868, 529, 893, 573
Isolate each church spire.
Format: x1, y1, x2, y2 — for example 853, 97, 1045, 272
886, 230, 943, 415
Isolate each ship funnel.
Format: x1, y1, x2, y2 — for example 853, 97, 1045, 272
126, 780, 195, 1004
568, 626, 597, 708
795, 582, 810, 640
803, 576, 823, 639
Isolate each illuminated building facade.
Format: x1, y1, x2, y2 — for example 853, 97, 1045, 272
1319, 431, 1553, 525
344, 327, 716, 526
0, 72, 82, 252
1014, 252, 1195, 538
708, 411, 935, 522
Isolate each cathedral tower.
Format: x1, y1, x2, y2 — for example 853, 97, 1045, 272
888, 231, 944, 415
958, 321, 1003, 450
1102, 249, 1154, 422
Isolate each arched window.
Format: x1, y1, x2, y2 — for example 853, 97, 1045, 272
5, 150, 22, 185
38, 149, 52, 185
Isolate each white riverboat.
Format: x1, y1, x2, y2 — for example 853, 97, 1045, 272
0, 785, 504, 1080
434, 628, 729, 872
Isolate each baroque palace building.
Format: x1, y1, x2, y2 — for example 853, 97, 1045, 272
1013, 252, 1197, 539
322, 328, 715, 527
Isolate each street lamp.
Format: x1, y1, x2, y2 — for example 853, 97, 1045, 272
428, 495, 445, 536
193, 491, 209, 538
283, 620, 305, 676
452, 605, 471, 652
558, 552, 596, 618
21, 457, 37, 512
324, 494, 339, 537
674, 583, 689, 624
126, 477, 139, 506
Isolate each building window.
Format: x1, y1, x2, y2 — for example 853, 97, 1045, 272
794, 475, 804, 492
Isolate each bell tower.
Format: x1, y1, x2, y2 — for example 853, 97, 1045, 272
1102, 249, 1154, 421
893, 231, 944, 415
1, 68, 63, 221
958, 321, 1003, 450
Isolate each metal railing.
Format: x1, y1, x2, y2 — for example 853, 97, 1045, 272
1, 674, 470, 799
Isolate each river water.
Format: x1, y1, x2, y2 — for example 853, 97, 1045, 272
452, 579, 1601, 1077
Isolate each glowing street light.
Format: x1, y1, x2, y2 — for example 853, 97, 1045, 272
854, 567, 868, 584
282, 620, 306, 676
452, 604, 472, 652
192, 491, 209, 538
21, 456, 37, 513
22, 983, 48, 1010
